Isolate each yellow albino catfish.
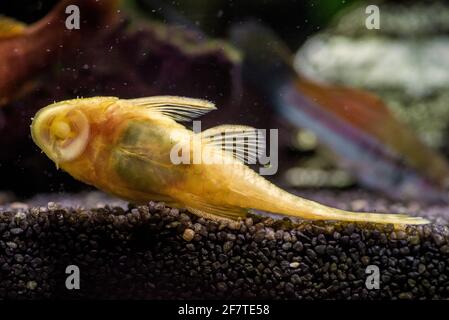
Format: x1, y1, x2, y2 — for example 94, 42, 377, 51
31, 96, 428, 225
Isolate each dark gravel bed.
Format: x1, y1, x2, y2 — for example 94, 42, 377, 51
0, 191, 449, 300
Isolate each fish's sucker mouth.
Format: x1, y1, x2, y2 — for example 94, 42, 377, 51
31, 105, 90, 164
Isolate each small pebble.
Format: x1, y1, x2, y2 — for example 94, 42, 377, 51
182, 228, 195, 242
289, 262, 300, 269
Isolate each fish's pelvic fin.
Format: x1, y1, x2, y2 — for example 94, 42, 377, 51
186, 206, 245, 228
182, 193, 248, 221
201, 125, 266, 163
127, 96, 216, 122
0, 16, 27, 39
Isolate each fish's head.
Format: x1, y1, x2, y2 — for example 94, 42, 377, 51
31, 97, 118, 166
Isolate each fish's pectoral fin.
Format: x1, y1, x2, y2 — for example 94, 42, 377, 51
200, 125, 265, 164
0, 16, 27, 39
126, 96, 216, 122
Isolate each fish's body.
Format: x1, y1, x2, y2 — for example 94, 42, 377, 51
31, 96, 428, 225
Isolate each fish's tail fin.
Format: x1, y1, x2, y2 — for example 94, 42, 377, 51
269, 189, 430, 225
233, 167, 430, 226
290, 205, 430, 225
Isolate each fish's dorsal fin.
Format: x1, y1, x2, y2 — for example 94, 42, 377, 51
201, 125, 266, 164
0, 16, 26, 39
127, 96, 216, 122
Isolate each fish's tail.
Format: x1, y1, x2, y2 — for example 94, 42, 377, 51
240, 170, 430, 225
266, 187, 430, 225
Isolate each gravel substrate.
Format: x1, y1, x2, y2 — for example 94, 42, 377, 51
0, 191, 448, 300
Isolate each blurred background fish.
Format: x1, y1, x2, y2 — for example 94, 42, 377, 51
230, 22, 449, 203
